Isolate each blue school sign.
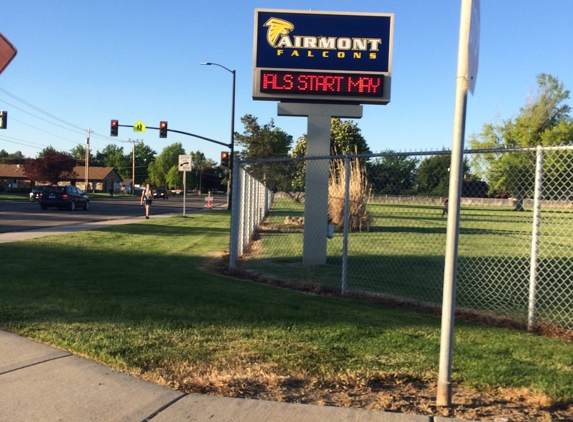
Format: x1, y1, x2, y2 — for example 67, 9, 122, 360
253, 9, 394, 104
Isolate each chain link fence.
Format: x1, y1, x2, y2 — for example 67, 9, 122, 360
229, 146, 573, 333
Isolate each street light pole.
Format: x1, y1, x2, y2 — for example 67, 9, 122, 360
200, 62, 235, 210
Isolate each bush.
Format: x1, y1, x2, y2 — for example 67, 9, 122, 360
328, 157, 371, 231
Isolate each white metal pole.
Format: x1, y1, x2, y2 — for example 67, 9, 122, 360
528, 145, 544, 330
183, 170, 187, 216
341, 155, 351, 294
437, 0, 472, 407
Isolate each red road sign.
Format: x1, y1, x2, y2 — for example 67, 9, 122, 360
0, 33, 17, 75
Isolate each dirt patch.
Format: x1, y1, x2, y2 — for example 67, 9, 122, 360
195, 254, 573, 421
150, 364, 572, 421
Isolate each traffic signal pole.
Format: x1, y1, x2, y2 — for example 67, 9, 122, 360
112, 123, 231, 149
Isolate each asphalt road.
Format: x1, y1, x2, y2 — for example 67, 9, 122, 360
0, 194, 227, 234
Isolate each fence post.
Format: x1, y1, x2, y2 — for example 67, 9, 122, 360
341, 155, 351, 294
528, 145, 544, 330
229, 162, 242, 270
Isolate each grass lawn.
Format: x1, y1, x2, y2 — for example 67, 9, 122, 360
0, 211, 572, 417
245, 199, 573, 329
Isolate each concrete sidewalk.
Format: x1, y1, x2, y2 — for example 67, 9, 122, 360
0, 214, 174, 244
0, 217, 477, 422
0, 330, 474, 422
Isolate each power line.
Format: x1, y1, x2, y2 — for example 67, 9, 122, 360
0, 98, 86, 137
0, 135, 45, 150
10, 116, 81, 145
0, 87, 86, 132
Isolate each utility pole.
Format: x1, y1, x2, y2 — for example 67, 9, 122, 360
126, 139, 142, 195
85, 129, 90, 192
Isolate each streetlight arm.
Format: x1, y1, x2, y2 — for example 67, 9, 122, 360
200, 62, 234, 75
200, 61, 236, 210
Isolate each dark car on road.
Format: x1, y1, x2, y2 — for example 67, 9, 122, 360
153, 188, 169, 199
29, 185, 50, 201
38, 185, 90, 211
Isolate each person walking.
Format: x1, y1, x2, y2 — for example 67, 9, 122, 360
140, 183, 153, 219
441, 198, 449, 218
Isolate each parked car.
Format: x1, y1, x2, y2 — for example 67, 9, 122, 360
153, 188, 169, 199
38, 185, 90, 211
29, 185, 49, 201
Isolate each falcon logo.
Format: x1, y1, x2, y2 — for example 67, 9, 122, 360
264, 18, 295, 47
262, 17, 382, 55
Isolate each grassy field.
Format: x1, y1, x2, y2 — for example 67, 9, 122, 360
244, 198, 573, 330
0, 210, 572, 416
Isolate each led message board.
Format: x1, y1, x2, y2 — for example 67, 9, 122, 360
253, 9, 394, 105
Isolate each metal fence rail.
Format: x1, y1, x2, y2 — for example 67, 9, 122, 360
229, 146, 573, 332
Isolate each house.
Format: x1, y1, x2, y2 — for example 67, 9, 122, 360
0, 164, 123, 193
0, 163, 26, 189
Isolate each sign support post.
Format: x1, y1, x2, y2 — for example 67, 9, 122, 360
437, 0, 479, 407
179, 155, 192, 216
278, 103, 362, 265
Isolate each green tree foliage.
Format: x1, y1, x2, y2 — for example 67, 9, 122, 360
165, 165, 182, 189
95, 144, 131, 178
23, 149, 76, 184
70, 145, 86, 161
290, 119, 371, 196
234, 114, 293, 192
189, 151, 216, 190
468, 74, 573, 209
235, 114, 292, 159
417, 154, 451, 196
133, 143, 156, 185
0, 149, 25, 163
330, 118, 371, 154
148, 142, 186, 187
293, 118, 371, 156
70, 145, 99, 165
417, 154, 471, 196
368, 152, 419, 195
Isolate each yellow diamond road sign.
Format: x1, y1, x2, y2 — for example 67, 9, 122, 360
133, 121, 146, 132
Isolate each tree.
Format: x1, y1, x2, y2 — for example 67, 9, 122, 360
0, 149, 26, 163
290, 119, 371, 197
235, 114, 293, 191
368, 152, 419, 195
468, 74, 573, 209
165, 165, 182, 189
133, 143, 156, 185
70, 144, 99, 165
148, 142, 186, 187
292, 118, 371, 156
23, 149, 76, 184
235, 114, 293, 159
189, 150, 216, 191
95, 144, 131, 179
330, 118, 371, 154
70, 145, 86, 161
417, 154, 452, 196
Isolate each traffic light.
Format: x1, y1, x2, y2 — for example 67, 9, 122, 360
159, 121, 168, 138
0, 111, 7, 129
221, 151, 229, 167
110, 119, 118, 136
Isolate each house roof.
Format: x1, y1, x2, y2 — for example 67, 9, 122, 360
0, 163, 26, 178
62, 166, 122, 181
0, 164, 122, 181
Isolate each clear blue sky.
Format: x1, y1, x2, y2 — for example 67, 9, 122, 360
1, 0, 572, 163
